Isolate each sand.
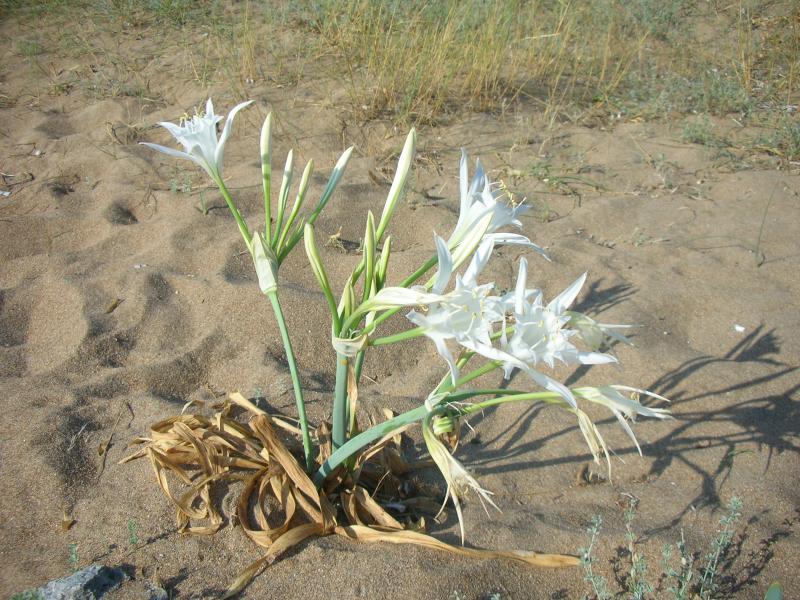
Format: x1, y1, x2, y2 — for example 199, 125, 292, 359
1, 10, 798, 600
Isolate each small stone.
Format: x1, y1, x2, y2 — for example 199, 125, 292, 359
36, 564, 129, 600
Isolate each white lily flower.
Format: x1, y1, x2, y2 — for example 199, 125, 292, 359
502, 265, 617, 370
141, 98, 253, 180
407, 235, 506, 382
422, 412, 498, 543
366, 235, 503, 383
449, 150, 529, 247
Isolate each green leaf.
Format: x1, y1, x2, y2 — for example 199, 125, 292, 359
375, 235, 392, 290
273, 149, 294, 243
277, 159, 313, 253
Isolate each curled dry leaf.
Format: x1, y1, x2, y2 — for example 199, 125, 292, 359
123, 392, 578, 596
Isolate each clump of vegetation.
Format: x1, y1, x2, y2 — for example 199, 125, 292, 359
580, 496, 747, 600
757, 114, 800, 162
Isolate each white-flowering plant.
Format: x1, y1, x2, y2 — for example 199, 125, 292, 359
132, 98, 671, 596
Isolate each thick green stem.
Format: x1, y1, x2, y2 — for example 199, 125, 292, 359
332, 352, 349, 450
350, 350, 367, 437
268, 291, 314, 471
435, 360, 502, 395
401, 254, 438, 287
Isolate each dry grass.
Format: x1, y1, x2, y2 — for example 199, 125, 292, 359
5, 0, 796, 131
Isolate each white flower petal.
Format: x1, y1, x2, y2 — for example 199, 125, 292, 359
514, 257, 528, 315
484, 232, 549, 261
140, 142, 195, 162
548, 272, 587, 315
369, 287, 445, 309
432, 234, 453, 295
215, 100, 254, 173
521, 365, 577, 408
462, 236, 495, 287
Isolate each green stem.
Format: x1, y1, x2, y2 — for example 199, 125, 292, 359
459, 391, 564, 415
350, 350, 367, 438
354, 350, 365, 381
268, 291, 314, 471
332, 352, 349, 450
436, 360, 502, 395
214, 176, 252, 251
313, 388, 556, 486
401, 254, 438, 287
370, 327, 427, 347
350, 253, 439, 338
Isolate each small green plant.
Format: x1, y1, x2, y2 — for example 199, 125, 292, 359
661, 531, 694, 600
15, 38, 43, 56
697, 496, 743, 599
68, 542, 79, 572
581, 496, 744, 600
127, 518, 139, 546
624, 497, 654, 599
196, 191, 209, 215
580, 516, 612, 600
758, 115, 800, 162
10, 591, 44, 600
682, 117, 730, 148
169, 173, 192, 195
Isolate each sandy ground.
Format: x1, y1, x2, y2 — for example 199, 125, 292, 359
1, 11, 798, 600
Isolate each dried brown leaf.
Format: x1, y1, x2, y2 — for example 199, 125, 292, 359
223, 523, 324, 599
335, 525, 580, 568
352, 486, 403, 530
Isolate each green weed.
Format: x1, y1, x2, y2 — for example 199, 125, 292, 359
682, 117, 731, 148
581, 496, 745, 600
10, 592, 44, 600
127, 518, 139, 546
15, 37, 44, 56
67, 542, 79, 572
758, 114, 800, 161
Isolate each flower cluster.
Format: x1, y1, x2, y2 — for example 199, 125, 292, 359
370, 152, 615, 407
366, 151, 670, 536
